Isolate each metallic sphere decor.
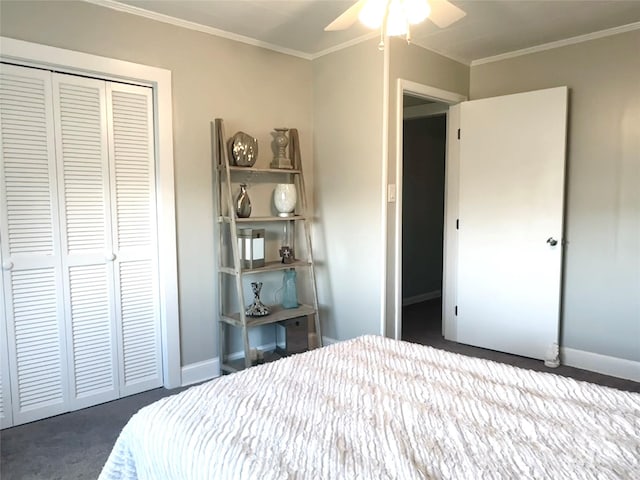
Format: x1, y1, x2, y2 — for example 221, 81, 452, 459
230, 131, 258, 167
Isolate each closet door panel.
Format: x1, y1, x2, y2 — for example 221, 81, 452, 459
53, 74, 119, 410
0, 64, 68, 425
0, 295, 12, 428
107, 83, 162, 395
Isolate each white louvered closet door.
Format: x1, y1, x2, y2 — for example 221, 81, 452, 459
106, 82, 162, 396
0, 291, 13, 428
52, 73, 120, 411
0, 64, 69, 426
1, 65, 162, 427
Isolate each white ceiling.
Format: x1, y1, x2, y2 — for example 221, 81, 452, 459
108, 0, 640, 63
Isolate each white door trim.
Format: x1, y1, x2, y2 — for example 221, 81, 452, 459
0, 37, 181, 388
393, 79, 466, 340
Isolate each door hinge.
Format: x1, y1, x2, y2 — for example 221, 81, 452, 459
456, 219, 459, 230
457, 128, 460, 140
455, 305, 458, 316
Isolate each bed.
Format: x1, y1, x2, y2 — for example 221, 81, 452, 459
99, 335, 640, 479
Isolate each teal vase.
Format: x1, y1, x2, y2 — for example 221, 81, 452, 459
282, 269, 298, 309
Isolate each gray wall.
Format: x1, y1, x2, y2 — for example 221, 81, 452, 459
4, 0, 635, 367
0, 0, 314, 365
471, 30, 640, 362
312, 38, 385, 340
402, 115, 446, 300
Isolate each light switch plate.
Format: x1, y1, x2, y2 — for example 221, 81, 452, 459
387, 184, 396, 202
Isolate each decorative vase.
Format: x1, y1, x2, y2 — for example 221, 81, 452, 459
271, 128, 292, 169
245, 282, 270, 317
281, 269, 298, 309
230, 131, 258, 167
235, 184, 251, 218
274, 183, 297, 217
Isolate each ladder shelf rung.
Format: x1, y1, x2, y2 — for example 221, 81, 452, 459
221, 304, 316, 328
220, 165, 302, 175
220, 260, 311, 276
218, 215, 305, 223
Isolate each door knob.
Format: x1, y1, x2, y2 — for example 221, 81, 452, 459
105, 253, 116, 261
2, 260, 13, 270
546, 237, 558, 246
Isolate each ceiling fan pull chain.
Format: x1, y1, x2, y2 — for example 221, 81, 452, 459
378, 0, 391, 50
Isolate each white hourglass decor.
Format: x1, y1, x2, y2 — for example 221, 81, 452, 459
274, 183, 297, 217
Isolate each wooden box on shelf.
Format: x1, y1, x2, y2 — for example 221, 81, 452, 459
275, 318, 308, 356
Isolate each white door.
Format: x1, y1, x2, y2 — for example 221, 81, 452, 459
106, 82, 162, 396
0, 64, 70, 425
52, 73, 120, 411
454, 87, 567, 361
0, 278, 13, 428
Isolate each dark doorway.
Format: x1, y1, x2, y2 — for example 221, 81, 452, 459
400, 106, 447, 344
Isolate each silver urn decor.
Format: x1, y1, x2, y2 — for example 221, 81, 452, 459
271, 128, 292, 169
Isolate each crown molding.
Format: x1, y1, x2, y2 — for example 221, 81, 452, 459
86, 0, 381, 62
81, 2, 640, 67
413, 43, 470, 66
310, 31, 379, 60
83, 0, 313, 60
471, 21, 640, 67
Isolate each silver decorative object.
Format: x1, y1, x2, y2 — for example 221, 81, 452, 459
271, 128, 292, 169
235, 184, 251, 218
230, 131, 258, 167
245, 282, 270, 317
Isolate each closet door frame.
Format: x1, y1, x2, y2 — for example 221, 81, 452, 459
0, 37, 181, 389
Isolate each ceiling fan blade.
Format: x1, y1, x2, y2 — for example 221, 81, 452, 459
324, 0, 368, 31
429, 0, 466, 28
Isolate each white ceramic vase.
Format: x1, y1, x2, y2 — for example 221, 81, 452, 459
274, 183, 297, 217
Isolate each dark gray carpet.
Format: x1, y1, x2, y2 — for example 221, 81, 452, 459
0, 386, 187, 480
402, 297, 640, 393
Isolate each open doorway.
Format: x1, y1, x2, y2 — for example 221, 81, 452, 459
390, 79, 466, 344
400, 95, 448, 345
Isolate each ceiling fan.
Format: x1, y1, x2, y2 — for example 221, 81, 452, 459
325, 0, 466, 48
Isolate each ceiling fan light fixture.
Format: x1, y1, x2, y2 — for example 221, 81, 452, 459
358, 0, 431, 39
404, 0, 430, 25
386, 0, 408, 36
358, 0, 387, 29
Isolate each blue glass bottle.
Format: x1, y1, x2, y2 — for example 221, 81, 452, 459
282, 268, 298, 309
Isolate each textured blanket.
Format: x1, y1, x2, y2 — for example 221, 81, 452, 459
99, 335, 640, 479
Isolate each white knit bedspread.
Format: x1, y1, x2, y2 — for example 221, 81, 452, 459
99, 335, 640, 479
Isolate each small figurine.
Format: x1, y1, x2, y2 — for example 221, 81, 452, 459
279, 246, 294, 264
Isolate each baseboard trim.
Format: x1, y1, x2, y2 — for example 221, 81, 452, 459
402, 290, 442, 306
181, 358, 219, 387
181, 338, 339, 387
227, 342, 277, 361
561, 347, 640, 382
